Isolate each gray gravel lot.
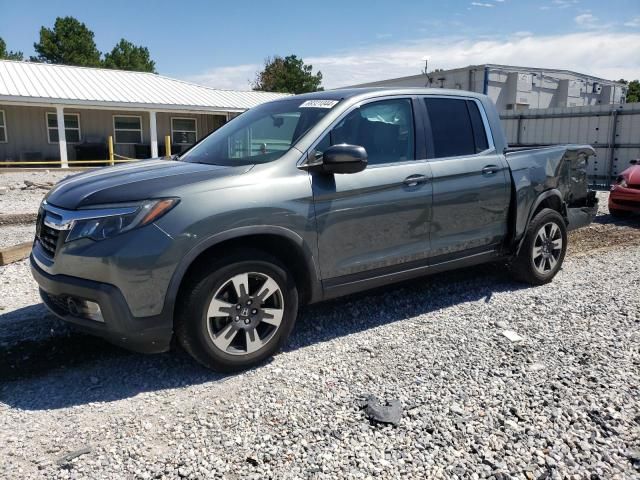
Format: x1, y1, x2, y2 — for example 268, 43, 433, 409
0, 178, 638, 479
0, 170, 71, 214
0, 224, 36, 248
0, 169, 71, 249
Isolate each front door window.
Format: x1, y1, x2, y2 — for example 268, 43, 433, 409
317, 98, 415, 166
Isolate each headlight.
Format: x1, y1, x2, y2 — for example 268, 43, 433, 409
66, 198, 179, 242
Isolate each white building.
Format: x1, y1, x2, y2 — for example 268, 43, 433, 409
0, 60, 287, 166
348, 64, 627, 111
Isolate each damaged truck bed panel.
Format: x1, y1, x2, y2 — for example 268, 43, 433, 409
505, 144, 598, 242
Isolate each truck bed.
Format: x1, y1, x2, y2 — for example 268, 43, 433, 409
504, 144, 597, 241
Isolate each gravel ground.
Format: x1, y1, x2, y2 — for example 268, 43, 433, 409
0, 185, 638, 479
0, 170, 72, 214
0, 224, 36, 248
0, 169, 71, 248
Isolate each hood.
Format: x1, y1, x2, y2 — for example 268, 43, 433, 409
622, 164, 640, 186
45, 159, 252, 209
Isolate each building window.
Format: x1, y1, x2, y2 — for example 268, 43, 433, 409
47, 112, 81, 143
171, 117, 197, 145
113, 115, 143, 144
0, 110, 6, 143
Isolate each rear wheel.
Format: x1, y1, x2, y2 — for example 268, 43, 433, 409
176, 251, 299, 372
510, 208, 567, 285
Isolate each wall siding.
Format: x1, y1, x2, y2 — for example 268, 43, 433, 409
501, 102, 640, 183
0, 104, 61, 161
85, 110, 151, 159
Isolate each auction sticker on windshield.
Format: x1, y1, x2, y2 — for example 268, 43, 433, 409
299, 100, 339, 108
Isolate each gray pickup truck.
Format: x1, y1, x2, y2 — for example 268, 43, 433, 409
31, 88, 597, 371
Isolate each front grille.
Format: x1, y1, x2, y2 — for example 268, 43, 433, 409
39, 224, 61, 256
36, 210, 66, 258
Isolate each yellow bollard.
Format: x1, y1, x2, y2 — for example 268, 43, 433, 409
165, 135, 171, 158
108, 136, 114, 166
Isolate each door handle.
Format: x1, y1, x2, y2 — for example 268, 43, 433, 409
403, 174, 428, 187
482, 165, 499, 176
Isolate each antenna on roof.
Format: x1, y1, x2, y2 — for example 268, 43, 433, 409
422, 57, 431, 87
421, 58, 428, 75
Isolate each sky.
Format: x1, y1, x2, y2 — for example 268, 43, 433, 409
1, 0, 639, 90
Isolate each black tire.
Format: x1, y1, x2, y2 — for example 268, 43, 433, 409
510, 208, 567, 285
175, 249, 299, 372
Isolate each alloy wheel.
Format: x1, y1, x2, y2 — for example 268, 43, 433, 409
206, 272, 284, 356
532, 222, 563, 275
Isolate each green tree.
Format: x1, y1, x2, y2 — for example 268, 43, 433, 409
32, 16, 101, 67
252, 55, 323, 94
0, 37, 24, 60
103, 39, 156, 73
618, 79, 640, 103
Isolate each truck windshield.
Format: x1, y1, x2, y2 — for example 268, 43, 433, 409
180, 98, 338, 166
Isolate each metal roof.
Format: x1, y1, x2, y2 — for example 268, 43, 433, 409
0, 60, 287, 112
347, 64, 625, 88
296, 87, 488, 101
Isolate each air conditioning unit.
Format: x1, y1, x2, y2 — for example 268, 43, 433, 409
532, 74, 542, 87
517, 73, 532, 92
592, 82, 602, 94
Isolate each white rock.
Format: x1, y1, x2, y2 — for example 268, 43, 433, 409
502, 330, 524, 342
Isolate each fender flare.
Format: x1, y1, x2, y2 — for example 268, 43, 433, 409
515, 188, 565, 254
161, 225, 323, 321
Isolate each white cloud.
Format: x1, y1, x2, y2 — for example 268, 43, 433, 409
574, 13, 598, 27
188, 64, 257, 90
624, 16, 640, 28
540, 0, 578, 10
185, 32, 640, 91
553, 0, 579, 8
470, 2, 494, 7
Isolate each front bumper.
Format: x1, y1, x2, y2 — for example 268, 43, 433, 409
31, 255, 173, 353
609, 186, 640, 212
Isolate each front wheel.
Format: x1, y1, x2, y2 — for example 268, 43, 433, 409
176, 251, 299, 372
510, 208, 567, 285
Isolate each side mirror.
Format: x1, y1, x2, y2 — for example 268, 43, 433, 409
307, 144, 368, 174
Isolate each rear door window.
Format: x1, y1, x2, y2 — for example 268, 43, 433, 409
424, 98, 489, 158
